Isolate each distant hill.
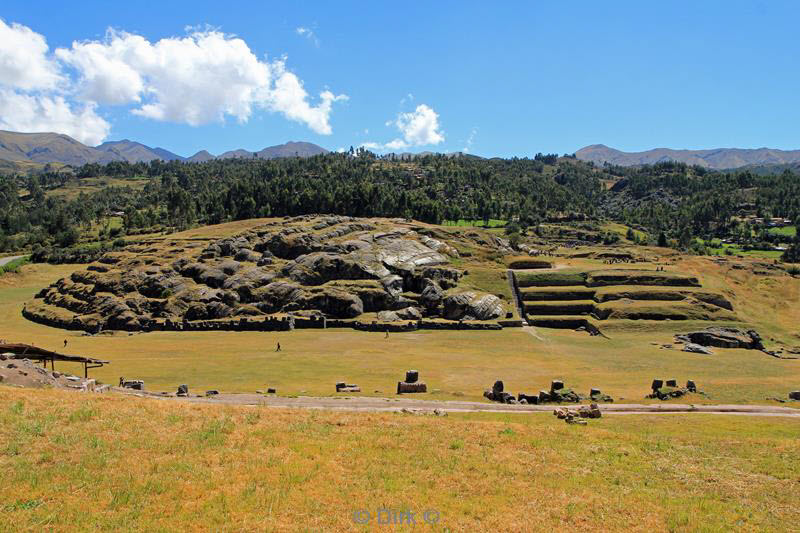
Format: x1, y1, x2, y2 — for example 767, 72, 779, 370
575, 144, 800, 170
217, 149, 256, 159
0, 131, 329, 169
256, 141, 328, 159
216, 142, 329, 160
186, 150, 215, 163
0, 130, 120, 166
96, 140, 184, 163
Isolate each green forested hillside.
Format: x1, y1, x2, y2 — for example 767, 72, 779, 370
1, 153, 799, 260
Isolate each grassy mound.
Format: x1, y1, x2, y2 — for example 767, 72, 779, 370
524, 301, 595, 316
515, 271, 586, 287
595, 288, 733, 310
520, 288, 597, 301
586, 269, 700, 288
528, 316, 596, 329
594, 301, 736, 321
505, 256, 553, 269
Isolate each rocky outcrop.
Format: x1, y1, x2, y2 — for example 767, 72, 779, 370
677, 327, 764, 350
377, 307, 423, 322
24, 215, 513, 331
443, 291, 504, 321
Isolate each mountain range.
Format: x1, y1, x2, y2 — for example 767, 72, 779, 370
0, 130, 329, 168
3, 130, 799, 171
575, 144, 800, 170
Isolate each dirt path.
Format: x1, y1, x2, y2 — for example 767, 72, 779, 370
115, 389, 800, 417
522, 325, 544, 340
0, 255, 24, 267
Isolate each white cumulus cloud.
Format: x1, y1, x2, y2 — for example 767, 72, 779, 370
262, 59, 348, 135
0, 20, 346, 144
363, 104, 445, 152
0, 88, 110, 145
57, 29, 345, 133
0, 19, 62, 91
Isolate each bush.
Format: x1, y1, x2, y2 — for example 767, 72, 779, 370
782, 241, 800, 263
0, 255, 30, 274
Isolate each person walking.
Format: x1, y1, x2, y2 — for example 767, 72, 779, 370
276, 342, 281, 352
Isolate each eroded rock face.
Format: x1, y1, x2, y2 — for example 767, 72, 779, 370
677, 327, 763, 350
443, 291, 504, 321
25, 215, 513, 331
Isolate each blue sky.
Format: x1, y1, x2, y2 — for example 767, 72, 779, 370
1, 1, 798, 157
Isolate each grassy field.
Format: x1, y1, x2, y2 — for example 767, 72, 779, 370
701, 239, 786, 260
0, 388, 798, 531
2, 263, 800, 404
768, 225, 797, 238
443, 218, 507, 228
44, 176, 152, 200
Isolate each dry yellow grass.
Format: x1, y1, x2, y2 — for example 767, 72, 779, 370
0, 388, 798, 531
2, 263, 800, 404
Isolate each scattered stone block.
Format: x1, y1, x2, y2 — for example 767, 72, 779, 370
665, 379, 678, 387
397, 370, 427, 394
686, 380, 697, 392
789, 391, 800, 401
589, 388, 614, 402
336, 382, 361, 393
517, 393, 539, 405
551, 380, 564, 392
539, 390, 551, 403
651, 379, 663, 391
121, 379, 144, 390
205, 390, 219, 396
267, 387, 276, 394
550, 387, 581, 403
177, 384, 189, 396
397, 382, 427, 394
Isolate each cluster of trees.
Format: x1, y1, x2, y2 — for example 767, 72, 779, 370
606, 162, 799, 250
782, 235, 800, 263
1, 152, 798, 263
0, 173, 140, 251
74, 152, 603, 230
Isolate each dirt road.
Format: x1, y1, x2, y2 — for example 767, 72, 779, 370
116, 389, 800, 417
0, 255, 24, 267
